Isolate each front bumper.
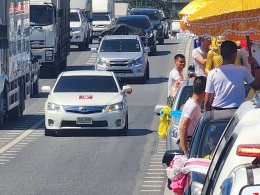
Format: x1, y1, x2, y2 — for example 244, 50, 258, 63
70, 31, 84, 44
45, 109, 127, 130
96, 64, 145, 78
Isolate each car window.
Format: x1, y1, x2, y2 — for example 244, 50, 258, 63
176, 86, 193, 110
198, 121, 229, 159
100, 39, 141, 52
93, 13, 110, 21
131, 11, 161, 21
54, 76, 119, 93
30, 5, 54, 26
116, 18, 151, 29
70, 12, 80, 22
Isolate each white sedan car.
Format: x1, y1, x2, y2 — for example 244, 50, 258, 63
42, 71, 132, 136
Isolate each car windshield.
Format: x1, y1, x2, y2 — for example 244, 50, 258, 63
198, 121, 229, 159
131, 11, 161, 21
117, 18, 150, 30
30, 5, 54, 26
176, 86, 194, 110
70, 12, 80, 22
54, 76, 118, 93
93, 13, 110, 21
100, 39, 141, 52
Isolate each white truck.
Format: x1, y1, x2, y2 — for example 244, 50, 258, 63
114, 2, 129, 19
30, 0, 70, 78
92, 0, 115, 39
70, 0, 93, 48
0, 0, 40, 127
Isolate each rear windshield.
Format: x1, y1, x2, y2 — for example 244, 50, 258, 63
116, 18, 150, 29
131, 11, 161, 21
70, 12, 80, 22
100, 39, 141, 52
93, 13, 110, 21
54, 76, 118, 93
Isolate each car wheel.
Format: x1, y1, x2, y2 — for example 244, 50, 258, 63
45, 127, 53, 136
146, 63, 150, 80
158, 38, 164, 45
119, 114, 128, 136
139, 71, 146, 84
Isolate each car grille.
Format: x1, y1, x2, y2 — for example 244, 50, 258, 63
61, 120, 108, 128
109, 60, 132, 67
112, 70, 133, 74
63, 106, 106, 114
30, 40, 45, 48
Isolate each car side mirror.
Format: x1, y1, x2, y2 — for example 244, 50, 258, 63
122, 85, 132, 94
154, 105, 166, 116
162, 150, 184, 168
91, 48, 97, 53
144, 47, 150, 53
41, 86, 51, 93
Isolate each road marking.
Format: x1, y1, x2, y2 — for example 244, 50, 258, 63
149, 165, 163, 167
145, 177, 164, 179
144, 181, 164, 183
7, 132, 21, 135
2, 153, 17, 156
0, 118, 44, 155
142, 185, 162, 187
148, 169, 165, 171
140, 190, 162, 192
29, 134, 43, 137
17, 143, 29, 145
146, 172, 165, 175
0, 159, 9, 162
150, 162, 161, 164
0, 138, 13, 140
0, 163, 5, 165
6, 151, 19, 153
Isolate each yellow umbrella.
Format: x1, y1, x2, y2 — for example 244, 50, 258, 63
179, 0, 214, 31
178, 0, 214, 19
185, 0, 260, 40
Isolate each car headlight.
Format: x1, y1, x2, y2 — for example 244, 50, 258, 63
133, 57, 143, 65
47, 102, 62, 112
171, 126, 179, 138
106, 102, 124, 112
97, 58, 109, 66
191, 182, 203, 195
45, 50, 54, 61
72, 27, 81, 32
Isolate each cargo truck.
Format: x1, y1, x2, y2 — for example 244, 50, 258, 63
30, 0, 70, 78
92, 0, 115, 39
0, 0, 40, 127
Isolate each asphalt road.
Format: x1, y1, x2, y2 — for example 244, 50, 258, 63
0, 38, 181, 195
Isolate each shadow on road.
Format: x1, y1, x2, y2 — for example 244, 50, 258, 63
66, 65, 94, 71
155, 51, 171, 56
49, 128, 153, 137
69, 48, 91, 52
146, 77, 168, 84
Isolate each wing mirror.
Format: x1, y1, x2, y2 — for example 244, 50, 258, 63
144, 47, 150, 53
122, 85, 132, 94
154, 105, 166, 116
41, 86, 51, 93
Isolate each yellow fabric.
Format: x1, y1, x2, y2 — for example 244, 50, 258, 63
178, 0, 214, 19
184, 0, 260, 41
158, 106, 172, 140
204, 155, 212, 160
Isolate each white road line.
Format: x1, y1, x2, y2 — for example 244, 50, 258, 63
150, 162, 161, 164
17, 142, 29, 145
29, 135, 42, 137
2, 153, 17, 156
145, 177, 164, 179
142, 185, 162, 187
149, 165, 163, 167
7, 133, 21, 135
0, 138, 13, 140
157, 152, 165, 154
144, 181, 164, 183
0, 163, 5, 165
140, 190, 162, 192
146, 173, 165, 175
9, 131, 22, 133
148, 169, 165, 171
0, 119, 44, 155
0, 159, 9, 162
6, 151, 19, 153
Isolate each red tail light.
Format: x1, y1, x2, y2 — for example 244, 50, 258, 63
237, 145, 260, 157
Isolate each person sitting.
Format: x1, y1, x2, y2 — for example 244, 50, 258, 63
204, 41, 260, 111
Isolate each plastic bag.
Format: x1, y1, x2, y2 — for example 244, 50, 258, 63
158, 106, 172, 140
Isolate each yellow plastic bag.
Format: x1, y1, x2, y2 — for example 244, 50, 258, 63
158, 106, 172, 140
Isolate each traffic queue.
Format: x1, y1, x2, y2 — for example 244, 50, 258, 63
155, 0, 260, 194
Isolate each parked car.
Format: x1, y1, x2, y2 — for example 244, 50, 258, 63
202, 92, 260, 195
116, 15, 157, 55
93, 35, 150, 83
42, 70, 132, 136
70, 9, 89, 50
183, 109, 236, 194
130, 8, 169, 44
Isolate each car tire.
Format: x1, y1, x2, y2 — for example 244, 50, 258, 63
119, 114, 128, 136
158, 38, 164, 45
139, 71, 146, 84
146, 63, 150, 80
45, 127, 53, 136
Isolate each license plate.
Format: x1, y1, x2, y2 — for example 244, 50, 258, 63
77, 117, 92, 124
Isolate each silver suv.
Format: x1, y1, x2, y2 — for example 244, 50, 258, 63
94, 35, 150, 83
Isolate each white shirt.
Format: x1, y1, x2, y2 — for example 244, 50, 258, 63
178, 98, 202, 137
205, 64, 255, 108
168, 68, 184, 97
192, 47, 207, 76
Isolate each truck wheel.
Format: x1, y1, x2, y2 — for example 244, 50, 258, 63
0, 91, 7, 128
79, 38, 86, 51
